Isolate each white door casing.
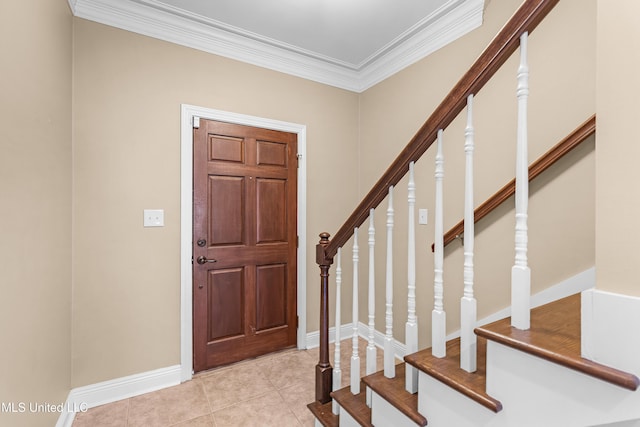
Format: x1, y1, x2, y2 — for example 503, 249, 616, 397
180, 104, 307, 381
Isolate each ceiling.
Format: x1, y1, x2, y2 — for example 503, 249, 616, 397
68, 0, 484, 92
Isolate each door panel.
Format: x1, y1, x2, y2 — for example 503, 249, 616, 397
257, 140, 288, 167
208, 176, 245, 246
193, 119, 297, 371
256, 178, 287, 243
207, 268, 244, 341
209, 134, 245, 163
256, 263, 287, 331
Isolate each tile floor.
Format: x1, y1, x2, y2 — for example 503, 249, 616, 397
72, 338, 379, 427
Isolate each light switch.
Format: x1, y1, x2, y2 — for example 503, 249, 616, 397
144, 209, 164, 227
418, 209, 428, 225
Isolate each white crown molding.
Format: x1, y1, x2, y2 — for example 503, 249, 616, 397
67, 0, 77, 14
357, 0, 484, 91
72, 0, 484, 92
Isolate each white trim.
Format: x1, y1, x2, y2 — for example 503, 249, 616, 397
71, 0, 483, 92
446, 267, 596, 341
358, 322, 408, 361
180, 104, 307, 382
67, 0, 77, 14
55, 408, 75, 427
358, 0, 484, 91
56, 365, 181, 427
581, 288, 640, 376
306, 322, 407, 361
306, 323, 357, 350
308, 269, 596, 359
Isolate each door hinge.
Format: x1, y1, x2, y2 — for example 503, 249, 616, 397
296, 315, 299, 328
296, 153, 302, 168
296, 236, 299, 248
193, 116, 200, 129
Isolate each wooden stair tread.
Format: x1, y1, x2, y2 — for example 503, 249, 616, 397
331, 383, 372, 427
362, 363, 427, 426
307, 400, 338, 427
405, 336, 503, 413
475, 293, 640, 391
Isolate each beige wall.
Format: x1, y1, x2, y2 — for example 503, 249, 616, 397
1, 0, 622, 412
71, 19, 360, 386
356, 0, 596, 345
595, 0, 640, 297
0, 0, 73, 426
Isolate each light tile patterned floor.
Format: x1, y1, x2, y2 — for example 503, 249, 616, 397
72, 338, 375, 427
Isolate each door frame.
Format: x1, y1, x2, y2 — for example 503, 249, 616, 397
180, 104, 307, 382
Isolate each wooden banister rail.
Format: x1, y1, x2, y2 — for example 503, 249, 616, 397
435, 114, 596, 251
314, 0, 561, 407
322, 0, 560, 260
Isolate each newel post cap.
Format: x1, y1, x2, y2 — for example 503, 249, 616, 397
316, 232, 333, 266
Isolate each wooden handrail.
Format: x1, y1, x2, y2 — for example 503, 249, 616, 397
323, 0, 560, 259
313, 0, 562, 408
435, 114, 596, 251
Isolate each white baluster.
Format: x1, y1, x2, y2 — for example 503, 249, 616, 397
351, 228, 361, 394
461, 94, 477, 373
366, 209, 376, 406
512, 32, 531, 330
384, 186, 395, 378
432, 129, 446, 359
406, 163, 418, 393
332, 248, 342, 415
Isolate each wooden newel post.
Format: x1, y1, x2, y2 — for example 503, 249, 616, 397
316, 232, 334, 403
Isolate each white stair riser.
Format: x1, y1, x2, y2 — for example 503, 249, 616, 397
370, 390, 420, 427
486, 341, 640, 427
415, 341, 640, 427
337, 405, 361, 427
417, 372, 496, 427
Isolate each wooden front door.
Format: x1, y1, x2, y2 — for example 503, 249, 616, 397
193, 119, 298, 372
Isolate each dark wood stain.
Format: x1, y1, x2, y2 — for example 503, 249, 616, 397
307, 400, 338, 427
362, 363, 427, 426
405, 337, 503, 413
331, 383, 372, 427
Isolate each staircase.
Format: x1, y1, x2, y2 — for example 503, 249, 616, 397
308, 0, 640, 426
310, 295, 640, 426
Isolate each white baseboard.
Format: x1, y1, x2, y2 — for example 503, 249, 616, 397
306, 322, 407, 360
356, 322, 407, 360
55, 408, 76, 427
56, 365, 181, 427
446, 267, 595, 340
305, 268, 595, 359
57, 268, 596, 427
306, 322, 356, 349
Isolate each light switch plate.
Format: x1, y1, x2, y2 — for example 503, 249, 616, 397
144, 209, 164, 227
419, 209, 428, 225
